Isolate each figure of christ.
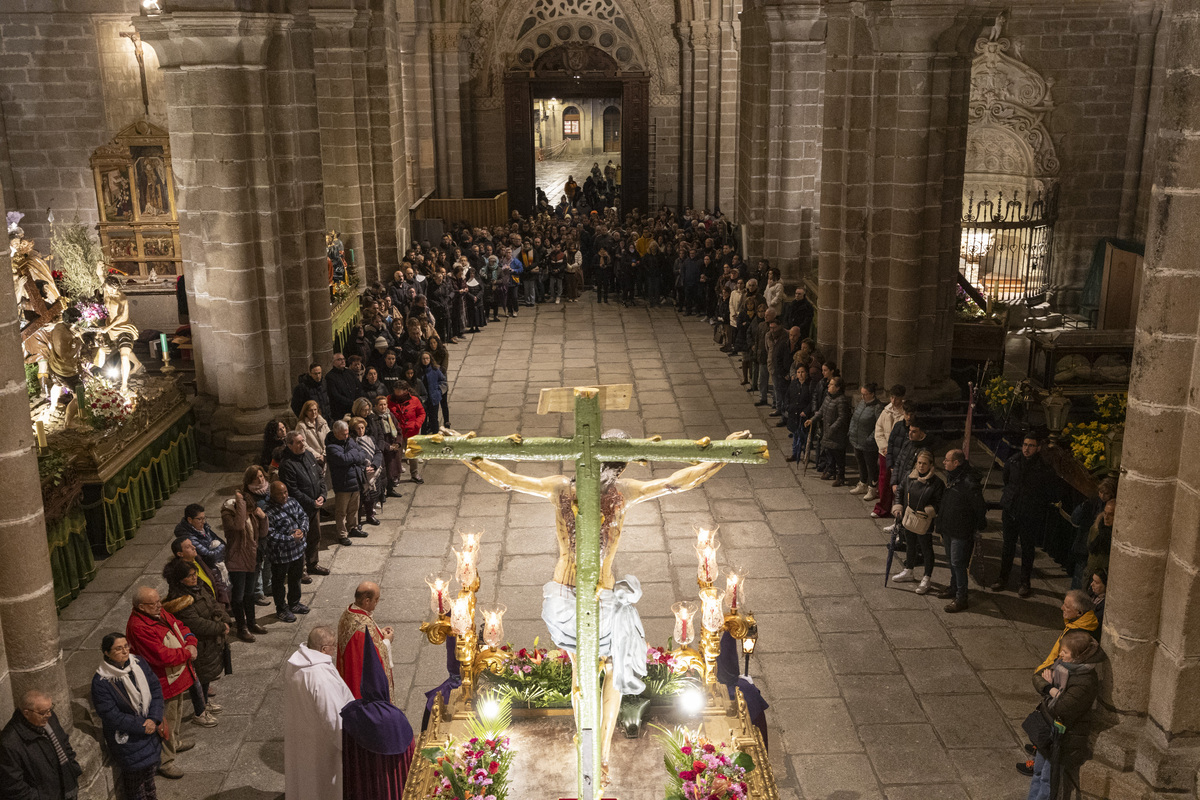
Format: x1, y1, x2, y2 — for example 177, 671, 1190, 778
461, 428, 750, 780
94, 271, 143, 392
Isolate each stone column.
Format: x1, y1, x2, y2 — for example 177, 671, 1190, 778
0, 181, 71, 723
1088, 0, 1200, 794
138, 11, 331, 462
430, 22, 468, 198
675, 22, 696, 206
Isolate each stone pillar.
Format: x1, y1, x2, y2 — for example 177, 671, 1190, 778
816, 1, 971, 387
430, 22, 469, 198
396, 20, 438, 201
0, 181, 71, 722
138, 11, 331, 462
675, 22, 696, 206
1088, 0, 1200, 795
677, 11, 741, 214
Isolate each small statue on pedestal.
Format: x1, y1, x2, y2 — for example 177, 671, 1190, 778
327, 230, 347, 284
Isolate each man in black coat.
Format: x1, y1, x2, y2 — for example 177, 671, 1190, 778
278, 431, 344, 559
993, 433, 1058, 597
770, 326, 800, 424
936, 449, 988, 612
289, 362, 331, 420
326, 353, 363, 421
781, 286, 815, 336
0, 690, 81, 800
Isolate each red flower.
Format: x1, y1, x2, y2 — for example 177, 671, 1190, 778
703, 743, 715, 754
679, 770, 696, 781
693, 760, 706, 772
488, 761, 499, 775
681, 745, 692, 755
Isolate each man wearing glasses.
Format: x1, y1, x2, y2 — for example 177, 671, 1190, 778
0, 689, 82, 799
125, 586, 199, 779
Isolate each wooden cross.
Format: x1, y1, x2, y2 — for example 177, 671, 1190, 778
406, 384, 769, 800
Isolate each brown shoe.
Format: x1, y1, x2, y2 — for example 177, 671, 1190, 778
158, 765, 185, 779
944, 599, 968, 613
309, 564, 331, 576
237, 627, 256, 643
831, 479, 845, 487
249, 623, 268, 635
989, 581, 1006, 592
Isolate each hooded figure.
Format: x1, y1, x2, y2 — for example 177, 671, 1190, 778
341, 634, 416, 798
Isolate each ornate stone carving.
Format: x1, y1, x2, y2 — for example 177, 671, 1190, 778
968, 36, 1059, 178
532, 42, 618, 72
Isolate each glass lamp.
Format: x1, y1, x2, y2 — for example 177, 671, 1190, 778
454, 547, 478, 589
425, 573, 452, 616
672, 601, 698, 647
699, 587, 724, 632
694, 525, 719, 550
450, 596, 473, 638
480, 604, 506, 649
695, 540, 721, 585
1042, 391, 1072, 434
458, 528, 483, 553
725, 569, 746, 614
1104, 424, 1124, 472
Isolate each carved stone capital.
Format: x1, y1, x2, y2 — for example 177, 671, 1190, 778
762, 4, 826, 44
136, 12, 282, 70
430, 23, 466, 53
860, 3, 963, 55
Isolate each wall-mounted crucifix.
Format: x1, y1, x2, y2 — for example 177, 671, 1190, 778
120, 31, 150, 118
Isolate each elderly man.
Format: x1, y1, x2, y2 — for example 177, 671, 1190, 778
265, 481, 311, 623
336, 582, 396, 700
0, 689, 81, 800
278, 429, 342, 559
326, 420, 369, 541
1035, 590, 1101, 674
284, 627, 355, 800
125, 586, 197, 779
937, 449, 988, 613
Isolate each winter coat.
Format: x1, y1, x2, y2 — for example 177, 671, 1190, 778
816, 389, 852, 450
163, 585, 231, 686
296, 416, 330, 463
173, 518, 226, 564
752, 318, 768, 365
771, 336, 795, 380
277, 447, 327, 515
885, 417, 910, 471
90, 656, 164, 772
1032, 644, 1106, 765
289, 373, 331, 420
874, 402, 907, 453
891, 433, 934, 481
220, 493, 268, 573
936, 464, 987, 540
325, 431, 367, 493
389, 393, 427, 439
896, 467, 946, 525
848, 398, 882, 451
361, 377, 388, 401
125, 609, 197, 700
422, 364, 447, 407
326, 366, 363, 420
1001, 452, 1057, 520
0, 710, 81, 800
782, 297, 814, 335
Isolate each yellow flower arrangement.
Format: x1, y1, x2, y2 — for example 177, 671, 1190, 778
984, 376, 1016, 410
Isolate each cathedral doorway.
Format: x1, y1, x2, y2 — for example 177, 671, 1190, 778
505, 44, 648, 215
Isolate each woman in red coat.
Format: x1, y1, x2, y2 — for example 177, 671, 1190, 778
387, 381, 426, 484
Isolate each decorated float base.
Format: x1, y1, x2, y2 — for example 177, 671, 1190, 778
405, 686, 777, 800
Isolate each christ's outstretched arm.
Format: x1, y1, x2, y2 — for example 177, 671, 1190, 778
625, 430, 752, 505
463, 457, 566, 499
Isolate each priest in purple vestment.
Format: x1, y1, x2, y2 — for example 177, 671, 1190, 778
341, 631, 415, 798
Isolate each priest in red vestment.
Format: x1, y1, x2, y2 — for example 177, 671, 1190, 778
336, 581, 395, 699
341, 631, 415, 799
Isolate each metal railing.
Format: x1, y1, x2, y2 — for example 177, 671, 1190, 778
959, 186, 1058, 304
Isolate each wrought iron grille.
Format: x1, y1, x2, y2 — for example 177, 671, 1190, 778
959, 186, 1058, 304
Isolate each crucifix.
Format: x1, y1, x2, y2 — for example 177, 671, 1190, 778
406, 384, 769, 800
120, 31, 150, 118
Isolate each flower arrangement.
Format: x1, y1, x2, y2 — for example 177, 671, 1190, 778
423, 705, 515, 800
75, 300, 108, 327
983, 376, 1017, 411
643, 646, 696, 698
332, 271, 361, 306
654, 726, 755, 800
1094, 394, 1127, 424
80, 374, 131, 430
955, 285, 987, 321
1062, 421, 1112, 472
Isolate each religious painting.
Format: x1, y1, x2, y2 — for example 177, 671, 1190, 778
91, 121, 181, 280
100, 168, 133, 221
130, 145, 171, 218
108, 236, 138, 260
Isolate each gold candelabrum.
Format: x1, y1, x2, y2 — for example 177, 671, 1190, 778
419, 532, 510, 707
670, 525, 760, 688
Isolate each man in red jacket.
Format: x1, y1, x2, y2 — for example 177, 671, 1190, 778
125, 586, 198, 779
388, 381, 426, 484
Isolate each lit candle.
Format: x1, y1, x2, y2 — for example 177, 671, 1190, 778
694, 525, 719, 550
35, 421, 47, 449
426, 573, 451, 616
159, 333, 169, 359
455, 547, 478, 588
700, 587, 724, 632
672, 601, 697, 646
458, 528, 482, 553
725, 570, 743, 613
450, 596, 473, 637
481, 604, 506, 649
695, 540, 720, 585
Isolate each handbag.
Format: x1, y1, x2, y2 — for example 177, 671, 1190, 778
1021, 702, 1054, 751
902, 507, 933, 535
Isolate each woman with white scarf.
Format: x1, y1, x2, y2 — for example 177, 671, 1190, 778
91, 632, 165, 795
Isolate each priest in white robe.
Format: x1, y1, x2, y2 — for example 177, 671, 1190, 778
284, 626, 355, 800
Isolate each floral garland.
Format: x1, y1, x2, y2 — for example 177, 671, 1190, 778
654, 726, 755, 800
423, 708, 515, 800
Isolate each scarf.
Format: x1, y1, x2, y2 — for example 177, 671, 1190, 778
248, 477, 269, 496
1036, 611, 1100, 672
95, 654, 152, 716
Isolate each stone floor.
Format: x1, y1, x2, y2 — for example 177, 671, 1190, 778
536, 152, 616, 205
64, 300, 1071, 800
